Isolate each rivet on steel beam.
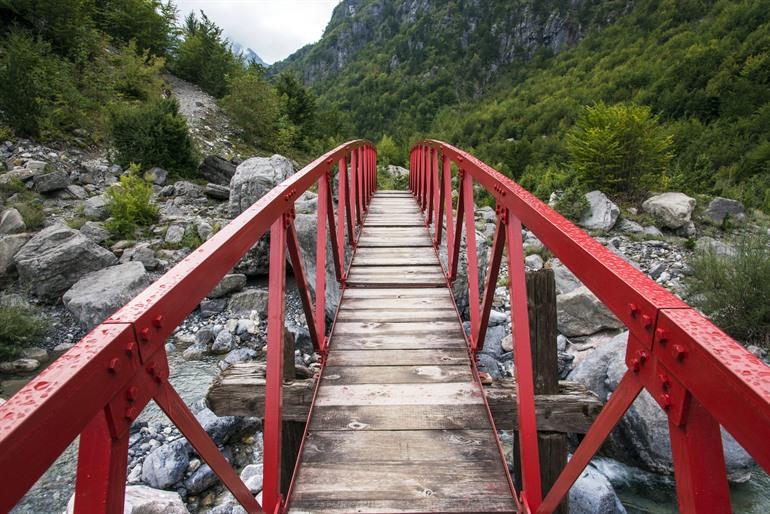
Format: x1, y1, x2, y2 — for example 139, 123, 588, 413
642, 314, 653, 329
672, 344, 687, 361
146, 362, 157, 377
125, 341, 137, 355
658, 373, 671, 391
125, 407, 138, 421
108, 357, 120, 374
655, 328, 668, 344
637, 350, 648, 363
126, 385, 139, 402
152, 315, 163, 328
140, 327, 151, 342
628, 303, 639, 317
660, 393, 672, 410
631, 357, 641, 373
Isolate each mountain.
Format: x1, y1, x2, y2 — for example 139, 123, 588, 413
231, 41, 268, 67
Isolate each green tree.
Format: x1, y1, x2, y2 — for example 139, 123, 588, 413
275, 72, 316, 148
93, 0, 178, 57
377, 134, 401, 166
566, 103, 673, 195
221, 68, 281, 148
105, 171, 160, 238
171, 11, 239, 97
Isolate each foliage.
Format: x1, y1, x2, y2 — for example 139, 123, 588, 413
0, 179, 44, 229
554, 182, 589, 222
93, 0, 178, 57
109, 97, 198, 174
171, 11, 240, 98
275, 72, 317, 149
105, 172, 159, 238
686, 235, 770, 348
376, 134, 402, 167
221, 68, 281, 148
0, 299, 45, 361
566, 103, 672, 195
377, 166, 409, 191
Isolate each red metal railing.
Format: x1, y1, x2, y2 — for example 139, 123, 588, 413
0, 140, 377, 514
410, 140, 770, 514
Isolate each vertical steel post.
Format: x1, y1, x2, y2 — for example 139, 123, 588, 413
316, 174, 329, 345
434, 152, 446, 247
427, 148, 435, 226
337, 157, 348, 268
462, 170, 481, 347
506, 212, 543, 511
476, 213, 506, 349
443, 155, 454, 270
74, 408, 129, 513
449, 172, 465, 284
432, 149, 440, 230
263, 216, 287, 514
669, 395, 731, 513
356, 147, 364, 224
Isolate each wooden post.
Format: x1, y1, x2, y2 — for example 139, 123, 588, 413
280, 327, 305, 495
514, 269, 568, 514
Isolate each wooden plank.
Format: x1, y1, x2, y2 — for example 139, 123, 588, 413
331, 335, 466, 350
342, 288, 452, 299
336, 308, 458, 322
340, 296, 454, 310
333, 321, 464, 337
309, 403, 493, 431
314, 382, 483, 406
353, 255, 439, 266
348, 265, 443, 274
325, 349, 468, 366
288, 461, 514, 502
357, 237, 433, 248
288, 497, 517, 513
323, 365, 472, 384
299, 429, 501, 463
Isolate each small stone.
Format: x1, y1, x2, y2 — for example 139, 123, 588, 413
53, 342, 76, 353
0, 208, 25, 234
211, 330, 235, 354
204, 183, 230, 200
200, 298, 227, 318
144, 167, 168, 185
141, 440, 189, 489
34, 171, 70, 193
0, 358, 40, 373
79, 221, 111, 243
20, 346, 47, 361
165, 225, 185, 244
84, 195, 109, 219
183, 343, 207, 361
239, 463, 263, 494
524, 253, 544, 270
228, 288, 268, 316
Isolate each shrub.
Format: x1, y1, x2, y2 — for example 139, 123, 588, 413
109, 98, 198, 174
0, 300, 46, 361
555, 183, 589, 222
377, 134, 401, 167
1, 179, 45, 229
686, 235, 770, 348
566, 103, 673, 195
93, 0, 178, 57
275, 72, 317, 149
0, 29, 81, 137
105, 173, 159, 238
221, 69, 281, 148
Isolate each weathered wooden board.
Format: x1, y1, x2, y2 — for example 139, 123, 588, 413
333, 321, 464, 337
325, 349, 469, 366
336, 308, 458, 322
288, 497, 517, 514
330, 334, 466, 350
322, 365, 472, 384
356, 237, 433, 248
342, 288, 452, 299
299, 429, 501, 463
339, 296, 454, 310
314, 382, 483, 406
308, 403, 494, 431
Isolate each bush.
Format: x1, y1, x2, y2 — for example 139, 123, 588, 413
0, 300, 46, 361
377, 134, 401, 167
565, 102, 673, 195
93, 0, 178, 57
686, 235, 770, 348
221, 69, 281, 148
0, 179, 45, 229
109, 98, 198, 174
0, 29, 82, 137
554, 182, 589, 222
105, 172, 159, 238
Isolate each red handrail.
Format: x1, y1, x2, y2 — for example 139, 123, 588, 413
409, 140, 770, 514
0, 140, 377, 514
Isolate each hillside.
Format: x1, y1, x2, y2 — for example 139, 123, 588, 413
277, 0, 770, 211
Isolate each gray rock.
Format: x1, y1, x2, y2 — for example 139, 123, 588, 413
616, 218, 644, 234
569, 463, 626, 514
477, 352, 502, 379
121, 242, 159, 270
219, 348, 258, 369
194, 327, 216, 346
211, 330, 235, 354
200, 297, 227, 318
695, 236, 736, 257
79, 221, 111, 243
34, 170, 69, 193
295, 191, 318, 214
642, 192, 696, 229
205, 183, 230, 200
557, 286, 623, 337
63, 184, 88, 200
20, 346, 48, 361
579, 191, 619, 231
63, 262, 148, 329
287, 324, 313, 355
0, 167, 33, 183
703, 197, 746, 224
14, 224, 117, 301
292, 213, 343, 320
437, 222, 488, 320
141, 440, 189, 489
0, 208, 25, 234
642, 225, 663, 237
144, 167, 168, 185
208, 274, 247, 298
84, 195, 109, 220
173, 180, 203, 197
488, 309, 507, 326
195, 218, 214, 241
229, 155, 294, 216
194, 407, 254, 445
0, 233, 29, 285
200, 155, 237, 185
550, 258, 582, 294
228, 288, 268, 316
569, 331, 753, 481
161, 185, 175, 196
183, 342, 208, 360
184, 463, 218, 495
385, 165, 409, 177
482, 324, 507, 357
240, 463, 263, 494
165, 225, 185, 244
66, 485, 189, 514
0, 358, 40, 373
525, 253, 544, 270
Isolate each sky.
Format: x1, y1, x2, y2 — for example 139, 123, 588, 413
173, 0, 341, 64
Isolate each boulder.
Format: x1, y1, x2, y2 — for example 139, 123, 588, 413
695, 236, 736, 257
569, 331, 753, 481
703, 197, 746, 224
184, 464, 218, 495
641, 192, 695, 229
141, 440, 190, 489
616, 218, 644, 234
219, 348, 258, 370
557, 286, 623, 337
79, 221, 111, 244
63, 261, 149, 329
240, 463, 264, 494
84, 195, 109, 220
292, 213, 343, 320
63, 184, 88, 200
525, 253, 544, 271
165, 225, 185, 245
0, 233, 30, 285
66, 485, 189, 514
200, 155, 237, 185
14, 224, 117, 302
144, 167, 168, 185
0, 358, 40, 373
569, 463, 626, 514
34, 170, 69, 193
549, 258, 582, 295
579, 191, 619, 231
482, 324, 507, 357
204, 183, 230, 200
386, 165, 409, 177
228, 288, 268, 316
437, 221, 488, 320
200, 297, 227, 318
228, 155, 294, 216
211, 330, 235, 354
0, 208, 25, 234
120, 242, 160, 270
208, 273, 247, 298
194, 406, 255, 445
183, 342, 208, 360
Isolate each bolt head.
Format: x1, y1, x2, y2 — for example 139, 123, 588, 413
631, 358, 641, 373
125, 341, 137, 355
125, 407, 138, 421
140, 327, 151, 341
642, 314, 653, 329
152, 315, 163, 328
672, 344, 687, 361
628, 303, 639, 317
660, 393, 672, 409
126, 385, 139, 402
108, 357, 120, 374
655, 328, 668, 344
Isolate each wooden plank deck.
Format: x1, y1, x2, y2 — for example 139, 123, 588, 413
286, 191, 518, 513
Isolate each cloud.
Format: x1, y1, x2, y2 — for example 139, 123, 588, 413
173, 0, 340, 64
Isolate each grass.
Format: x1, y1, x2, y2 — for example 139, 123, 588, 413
0, 300, 46, 361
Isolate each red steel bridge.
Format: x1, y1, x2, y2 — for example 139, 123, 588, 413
1, 140, 769, 513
